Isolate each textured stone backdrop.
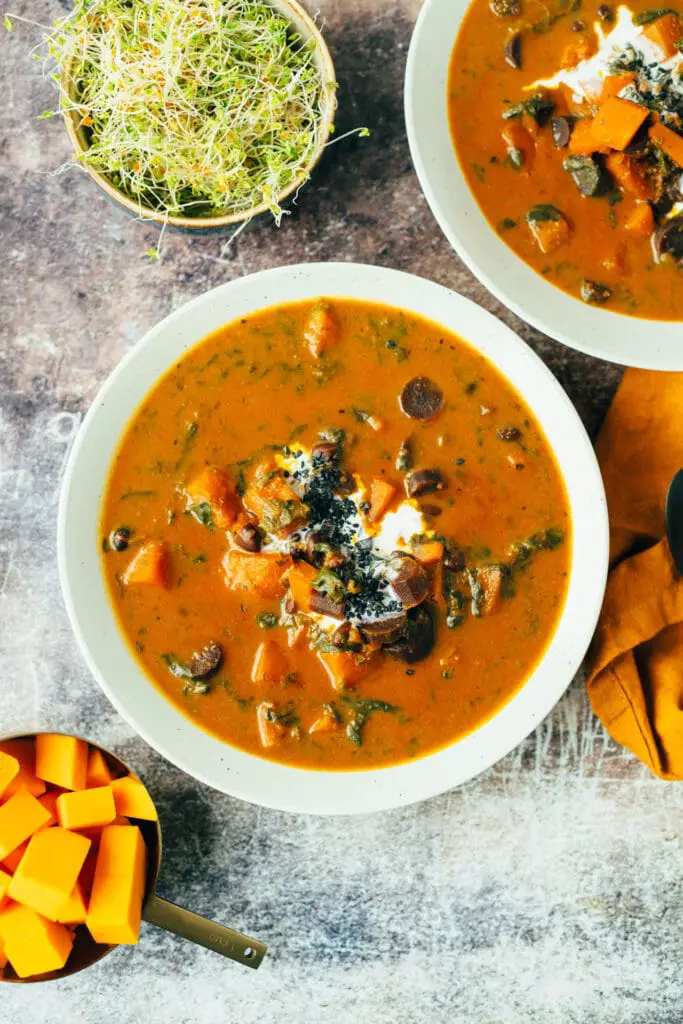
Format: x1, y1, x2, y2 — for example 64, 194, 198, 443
2, 2, 681, 1022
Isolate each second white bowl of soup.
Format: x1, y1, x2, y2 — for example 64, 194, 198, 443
406, 0, 683, 369
59, 263, 608, 814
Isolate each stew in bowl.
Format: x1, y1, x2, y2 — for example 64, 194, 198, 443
59, 263, 607, 813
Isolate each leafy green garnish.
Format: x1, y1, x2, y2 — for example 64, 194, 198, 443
185, 501, 214, 529
526, 204, 563, 223
257, 611, 279, 630
341, 695, 400, 747
312, 567, 345, 603
503, 92, 555, 126
162, 653, 211, 695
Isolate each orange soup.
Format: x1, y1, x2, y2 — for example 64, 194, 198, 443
449, 0, 683, 319
100, 300, 570, 770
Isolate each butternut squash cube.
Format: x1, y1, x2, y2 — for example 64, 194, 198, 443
37, 791, 60, 826
0, 791, 52, 861
303, 303, 340, 358
592, 97, 649, 151
86, 748, 113, 788
288, 561, 317, 612
0, 752, 19, 800
642, 12, 681, 57
8, 828, 91, 922
0, 868, 11, 909
55, 881, 88, 926
624, 203, 655, 236
122, 540, 171, 588
2, 841, 28, 874
367, 478, 396, 524
223, 549, 293, 599
35, 734, 88, 791
57, 786, 116, 832
184, 466, 241, 529
86, 825, 147, 945
0, 740, 46, 799
110, 776, 157, 821
649, 122, 683, 168
251, 641, 290, 685
0, 903, 74, 978
317, 650, 373, 690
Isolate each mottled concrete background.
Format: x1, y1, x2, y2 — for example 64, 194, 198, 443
2, 1, 681, 1022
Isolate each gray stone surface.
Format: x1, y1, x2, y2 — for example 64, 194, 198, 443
1, 2, 680, 1022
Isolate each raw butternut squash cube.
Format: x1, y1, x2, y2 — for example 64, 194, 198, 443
86, 748, 113, 788
592, 97, 649, 151
110, 776, 157, 821
55, 881, 88, 926
0, 740, 46, 799
38, 791, 60, 826
0, 903, 73, 978
649, 122, 683, 168
223, 549, 293, 599
57, 786, 116, 832
8, 828, 91, 921
0, 753, 19, 800
184, 467, 241, 529
0, 943, 7, 969
2, 842, 28, 874
35, 734, 88, 791
122, 540, 171, 588
0, 868, 11, 909
642, 12, 681, 57
79, 849, 98, 896
251, 641, 290, 684
0, 791, 52, 860
86, 825, 147, 945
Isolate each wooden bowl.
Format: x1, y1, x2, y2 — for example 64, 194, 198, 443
62, 0, 337, 229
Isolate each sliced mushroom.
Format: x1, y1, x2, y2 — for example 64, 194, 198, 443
311, 441, 339, 465
580, 279, 612, 304
234, 522, 262, 553
505, 32, 522, 69
597, 3, 613, 20
654, 215, 683, 265
551, 116, 572, 149
189, 641, 224, 679
384, 606, 435, 664
562, 155, 604, 197
309, 590, 345, 619
359, 613, 407, 644
109, 527, 132, 552
388, 553, 431, 609
399, 377, 444, 421
405, 468, 448, 498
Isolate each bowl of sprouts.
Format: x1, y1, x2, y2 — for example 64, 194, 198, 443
45, 0, 337, 229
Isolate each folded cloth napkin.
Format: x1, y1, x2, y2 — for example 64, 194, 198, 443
586, 368, 683, 780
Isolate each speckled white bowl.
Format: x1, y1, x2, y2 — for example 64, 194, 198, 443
405, 0, 683, 370
58, 262, 608, 815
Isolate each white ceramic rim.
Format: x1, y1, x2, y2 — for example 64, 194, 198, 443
404, 0, 683, 371
58, 262, 608, 815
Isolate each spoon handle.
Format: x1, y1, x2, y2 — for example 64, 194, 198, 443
143, 894, 267, 969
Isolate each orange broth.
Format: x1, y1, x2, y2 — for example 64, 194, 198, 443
100, 299, 570, 770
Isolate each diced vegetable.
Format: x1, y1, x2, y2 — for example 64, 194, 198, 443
526, 205, 570, 254
501, 120, 534, 170
413, 541, 444, 602
256, 701, 290, 747
56, 786, 116, 832
86, 825, 147, 945
0, 753, 19, 800
35, 734, 88, 791
8, 828, 91, 922
600, 72, 635, 100
477, 566, 505, 615
122, 540, 171, 588
568, 117, 607, 156
317, 650, 373, 690
304, 303, 340, 358
251, 640, 290, 684
592, 98, 649, 151
308, 707, 340, 734
86, 748, 113, 788
642, 11, 681, 56
0, 791, 52, 861
649, 122, 683, 167
0, 739, 46, 799
624, 202, 655, 236
223, 549, 293, 599
367, 478, 396, 523
288, 561, 317, 613
55, 881, 88, 926
244, 473, 307, 537
605, 152, 653, 199
184, 466, 240, 529
110, 776, 158, 821
0, 904, 73, 978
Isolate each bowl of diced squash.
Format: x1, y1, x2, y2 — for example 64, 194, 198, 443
0, 733, 266, 982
